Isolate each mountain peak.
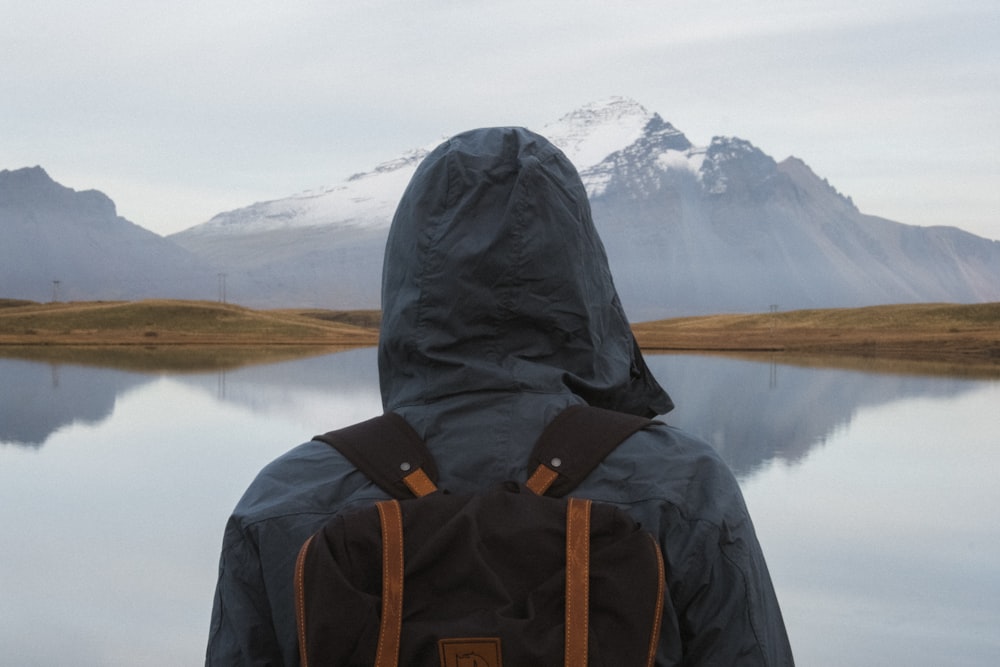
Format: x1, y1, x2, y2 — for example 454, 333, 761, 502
543, 97, 656, 168
699, 137, 776, 195
556, 96, 653, 125
778, 156, 857, 211
1, 165, 50, 179
0, 166, 118, 218
0, 166, 56, 193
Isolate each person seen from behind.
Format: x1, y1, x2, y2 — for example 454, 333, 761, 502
207, 126, 794, 665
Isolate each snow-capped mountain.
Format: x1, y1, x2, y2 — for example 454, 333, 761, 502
165, 99, 676, 309
0, 167, 216, 303
168, 97, 1000, 318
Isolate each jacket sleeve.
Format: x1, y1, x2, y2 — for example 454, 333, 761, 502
206, 517, 284, 667
585, 425, 793, 666
670, 514, 794, 666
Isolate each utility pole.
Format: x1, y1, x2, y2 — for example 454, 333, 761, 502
217, 273, 227, 304
52, 280, 61, 302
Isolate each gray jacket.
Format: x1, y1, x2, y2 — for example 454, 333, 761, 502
207, 127, 793, 665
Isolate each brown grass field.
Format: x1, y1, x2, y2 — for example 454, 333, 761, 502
2, 299, 998, 375
632, 302, 1000, 374
0, 299, 380, 346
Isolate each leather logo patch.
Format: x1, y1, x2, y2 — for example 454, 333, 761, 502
438, 638, 503, 667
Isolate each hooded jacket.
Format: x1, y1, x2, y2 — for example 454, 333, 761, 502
207, 127, 793, 666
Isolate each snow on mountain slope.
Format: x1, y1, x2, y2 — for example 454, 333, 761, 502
178, 149, 430, 239
173, 97, 659, 241
541, 96, 653, 169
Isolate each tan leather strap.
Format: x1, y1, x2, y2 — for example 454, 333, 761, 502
525, 464, 560, 495
376, 500, 405, 667
294, 534, 315, 667
402, 468, 438, 497
565, 497, 591, 667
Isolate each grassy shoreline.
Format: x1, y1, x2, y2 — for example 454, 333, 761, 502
0, 299, 380, 347
633, 302, 999, 352
2, 299, 998, 371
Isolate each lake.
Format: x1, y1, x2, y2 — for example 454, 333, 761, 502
1, 348, 998, 666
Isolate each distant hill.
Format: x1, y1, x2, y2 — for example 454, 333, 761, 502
0, 167, 218, 303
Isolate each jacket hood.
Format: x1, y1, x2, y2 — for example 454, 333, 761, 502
378, 127, 672, 417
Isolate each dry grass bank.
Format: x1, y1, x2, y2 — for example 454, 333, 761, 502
0, 299, 379, 347
632, 302, 1000, 369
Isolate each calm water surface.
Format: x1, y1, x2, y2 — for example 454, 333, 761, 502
1, 348, 998, 666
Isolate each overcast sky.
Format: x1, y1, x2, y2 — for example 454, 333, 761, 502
3, 1, 998, 240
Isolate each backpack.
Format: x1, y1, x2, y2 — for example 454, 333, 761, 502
294, 405, 667, 667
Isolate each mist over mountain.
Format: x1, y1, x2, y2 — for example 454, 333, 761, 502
5, 99, 999, 318
0, 167, 216, 302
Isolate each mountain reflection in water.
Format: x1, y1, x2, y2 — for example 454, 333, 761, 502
642, 353, 984, 476
0, 348, 985, 478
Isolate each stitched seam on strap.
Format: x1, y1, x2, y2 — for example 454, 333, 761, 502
294, 534, 315, 667
646, 533, 666, 667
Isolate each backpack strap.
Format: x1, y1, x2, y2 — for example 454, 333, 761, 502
314, 406, 655, 499
564, 496, 593, 666
313, 413, 439, 499
526, 405, 657, 497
